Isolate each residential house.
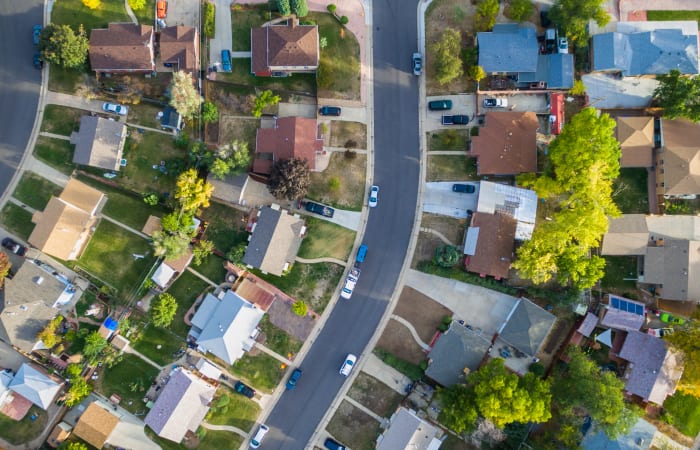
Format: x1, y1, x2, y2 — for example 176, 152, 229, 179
89, 23, 155, 74
655, 118, 700, 197
616, 330, 683, 404
616, 116, 656, 168
151, 248, 194, 290
463, 212, 517, 280
250, 17, 319, 76
28, 178, 106, 261
188, 290, 265, 364
252, 116, 324, 176
470, 112, 539, 176
242, 205, 306, 276
643, 239, 700, 301
159, 26, 199, 73
144, 367, 216, 443
46, 422, 72, 447
6, 363, 62, 411
425, 322, 491, 387
496, 297, 556, 358
582, 418, 657, 450
70, 116, 127, 171
376, 407, 443, 450
476, 181, 538, 240
73, 401, 120, 449
0, 260, 78, 353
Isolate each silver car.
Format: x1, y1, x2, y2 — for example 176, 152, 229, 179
103, 102, 128, 116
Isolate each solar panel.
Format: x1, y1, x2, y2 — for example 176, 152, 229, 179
609, 296, 645, 316
611, 297, 620, 309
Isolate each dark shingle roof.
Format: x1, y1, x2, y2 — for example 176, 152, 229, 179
425, 323, 491, 387
242, 206, 305, 276
498, 298, 556, 356
89, 23, 155, 73
477, 24, 539, 73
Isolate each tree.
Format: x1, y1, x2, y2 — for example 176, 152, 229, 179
65, 377, 92, 406
192, 240, 214, 266
666, 318, 700, 397
66, 363, 83, 379
38, 24, 89, 69
468, 65, 486, 83
208, 140, 251, 179
252, 90, 282, 118
438, 384, 479, 434
292, 0, 309, 17
227, 243, 247, 264
151, 293, 178, 328
62, 442, 89, 450
209, 158, 233, 180
229, 140, 251, 174
434, 245, 460, 267
474, 0, 500, 32
151, 230, 190, 260
176, 168, 214, 213
653, 69, 700, 122
128, 0, 147, 10
513, 108, 620, 289
548, 0, 609, 43
277, 0, 291, 16
202, 101, 219, 123
292, 301, 308, 316
0, 252, 10, 288
505, 0, 534, 22
267, 157, 311, 200
38, 316, 63, 349
83, 332, 108, 364
169, 71, 203, 120
432, 28, 464, 85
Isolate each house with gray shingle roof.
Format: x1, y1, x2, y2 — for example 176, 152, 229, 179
70, 116, 127, 171
425, 322, 491, 387
376, 407, 443, 450
497, 298, 556, 357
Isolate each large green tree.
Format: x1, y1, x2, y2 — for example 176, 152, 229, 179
438, 384, 479, 433
83, 332, 108, 364
474, 0, 500, 32
548, 0, 609, 43
150, 293, 178, 328
505, 0, 534, 22
39, 24, 89, 69
65, 377, 92, 407
432, 28, 463, 86
513, 107, 620, 289
665, 317, 700, 397
268, 157, 311, 200
169, 71, 203, 120
653, 69, 700, 122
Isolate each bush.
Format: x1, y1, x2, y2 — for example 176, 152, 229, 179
327, 3, 336, 13
277, 0, 291, 15
374, 348, 424, 381
529, 362, 545, 377
128, 0, 146, 10
292, 0, 308, 17
82, 0, 100, 9
344, 150, 357, 160
569, 79, 586, 96
344, 139, 357, 149
340, 15, 349, 25
328, 177, 340, 191
203, 2, 216, 38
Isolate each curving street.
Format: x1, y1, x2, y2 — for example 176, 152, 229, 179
0, 1, 43, 198
262, 0, 420, 447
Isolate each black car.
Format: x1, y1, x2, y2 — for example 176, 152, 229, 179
428, 99, 452, 111
305, 201, 335, 218
2, 238, 27, 256
452, 184, 475, 193
234, 381, 255, 398
319, 106, 341, 116
324, 438, 347, 450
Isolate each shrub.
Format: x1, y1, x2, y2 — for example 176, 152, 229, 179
344, 150, 357, 160
328, 177, 340, 191
340, 15, 349, 25
529, 362, 545, 377
569, 79, 586, 96
277, 0, 291, 15
344, 139, 357, 149
82, 0, 101, 9
201, 101, 219, 123
327, 3, 336, 13
203, 2, 216, 38
292, 301, 308, 316
291, 0, 308, 17
128, 0, 146, 10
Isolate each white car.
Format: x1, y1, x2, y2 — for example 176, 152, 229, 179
339, 354, 357, 376
103, 102, 128, 116
250, 424, 269, 448
369, 185, 379, 208
340, 268, 360, 300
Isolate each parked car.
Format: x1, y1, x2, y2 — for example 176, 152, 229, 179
339, 354, 357, 376
428, 99, 452, 111
340, 268, 360, 300
305, 201, 335, 218
660, 313, 685, 325
412, 52, 422, 76
452, 184, 475, 193
319, 106, 342, 116
285, 368, 303, 390
324, 438, 347, 450
2, 238, 27, 256
483, 97, 508, 108
33, 52, 43, 70
558, 37, 569, 54
33, 25, 42, 45
647, 328, 674, 338
249, 424, 269, 448
103, 102, 128, 116
221, 49, 232, 72
441, 115, 470, 125
157, 0, 167, 19
234, 381, 255, 398
368, 185, 379, 208
356, 244, 367, 264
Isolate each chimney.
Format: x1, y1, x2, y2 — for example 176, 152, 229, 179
291, 17, 297, 29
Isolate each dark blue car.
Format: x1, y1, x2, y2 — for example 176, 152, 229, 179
285, 368, 302, 390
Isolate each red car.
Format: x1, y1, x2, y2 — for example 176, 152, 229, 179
157, 0, 167, 19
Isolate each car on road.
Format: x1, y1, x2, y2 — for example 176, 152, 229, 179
428, 99, 452, 111
412, 52, 422, 76
157, 0, 167, 19
356, 244, 367, 263
305, 201, 335, 218
324, 437, 347, 450
249, 424, 269, 448
340, 268, 360, 299
2, 238, 27, 256
660, 313, 685, 325
33, 53, 43, 70
369, 185, 379, 207
339, 354, 357, 376
103, 102, 128, 116
483, 97, 508, 108
319, 106, 342, 116
221, 49, 232, 72
234, 381, 255, 398
33, 25, 42, 45
285, 368, 302, 390
452, 183, 475, 193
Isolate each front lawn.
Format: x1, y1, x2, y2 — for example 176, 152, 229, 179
330, 121, 367, 149
40, 104, 87, 136
326, 400, 382, 450
216, 58, 317, 95
230, 4, 268, 50
200, 201, 249, 253
118, 131, 182, 195
77, 220, 156, 295
307, 152, 366, 211
199, 429, 244, 450
132, 323, 184, 367
231, 352, 286, 393
647, 10, 700, 25
663, 391, 700, 437
50, 0, 129, 30
34, 136, 76, 175
298, 217, 355, 260
0, 203, 35, 240
131, 0, 156, 25
207, 387, 261, 432
427, 155, 477, 182
48, 66, 91, 94
313, 12, 361, 101
258, 315, 303, 357
12, 172, 63, 210
98, 353, 159, 414
166, 271, 211, 338
612, 168, 649, 214
427, 129, 470, 151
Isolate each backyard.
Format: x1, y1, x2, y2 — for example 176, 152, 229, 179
215, 58, 317, 96
231, 352, 287, 393
97, 353, 159, 415
33, 136, 76, 175
612, 168, 650, 214
647, 11, 700, 24
0, 203, 35, 240
0, 405, 47, 445
297, 217, 355, 260
601, 255, 639, 294
308, 152, 366, 211
132, 322, 185, 367
200, 201, 250, 253
217, 115, 259, 150
12, 171, 63, 210
127, 102, 166, 130
663, 391, 700, 437
166, 271, 212, 338
118, 131, 183, 195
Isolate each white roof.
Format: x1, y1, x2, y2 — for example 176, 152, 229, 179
8, 364, 62, 410
195, 359, 222, 380
377, 407, 441, 450
476, 181, 538, 240
151, 262, 176, 289
582, 73, 659, 109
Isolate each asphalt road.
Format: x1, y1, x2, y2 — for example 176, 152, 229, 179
0, 1, 43, 198
263, 0, 420, 448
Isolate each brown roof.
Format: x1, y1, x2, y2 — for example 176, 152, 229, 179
251, 19, 319, 75
253, 117, 323, 175
235, 276, 276, 312
463, 212, 517, 279
164, 247, 194, 273
142, 215, 163, 236
159, 26, 199, 72
657, 118, 700, 195
470, 112, 539, 175
89, 23, 155, 73
28, 179, 105, 261
71, 115, 127, 171
616, 116, 654, 167
73, 402, 119, 448
46, 422, 72, 448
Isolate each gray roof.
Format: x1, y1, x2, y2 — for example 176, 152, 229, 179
582, 418, 657, 450
477, 24, 539, 74
498, 298, 556, 356
592, 29, 699, 75
376, 407, 441, 450
161, 107, 183, 131
242, 206, 305, 276
517, 53, 574, 88
8, 363, 62, 410
577, 312, 599, 338
425, 322, 491, 387
70, 116, 127, 171
644, 239, 700, 301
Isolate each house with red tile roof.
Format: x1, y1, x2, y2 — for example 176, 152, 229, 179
470, 112, 539, 176
253, 116, 323, 175
159, 26, 199, 73
251, 17, 319, 77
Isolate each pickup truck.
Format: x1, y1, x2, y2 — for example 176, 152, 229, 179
305, 201, 335, 218
441, 115, 470, 125
340, 268, 360, 299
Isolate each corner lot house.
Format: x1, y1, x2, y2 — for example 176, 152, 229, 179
251, 17, 319, 76
159, 26, 199, 73
28, 179, 105, 261
470, 112, 539, 176
89, 23, 155, 74
70, 116, 128, 171
253, 116, 324, 176
73, 401, 119, 449
243, 205, 306, 276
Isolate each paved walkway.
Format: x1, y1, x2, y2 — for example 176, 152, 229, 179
39, 131, 70, 140
231, 51, 251, 58
186, 267, 219, 287
427, 150, 466, 155
124, 346, 164, 370
125, 122, 172, 135
325, 146, 368, 155
295, 256, 347, 266
419, 227, 455, 246
253, 342, 293, 366
22, 154, 70, 186
201, 422, 248, 437
123, 0, 138, 22
389, 315, 431, 351
343, 395, 384, 423
360, 353, 412, 395
100, 215, 150, 239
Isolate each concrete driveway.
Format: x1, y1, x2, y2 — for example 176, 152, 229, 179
423, 182, 479, 218
162, 0, 200, 28
0, 340, 30, 371
319, 105, 367, 124
209, 0, 234, 68
476, 92, 550, 115
278, 102, 318, 119
424, 94, 476, 132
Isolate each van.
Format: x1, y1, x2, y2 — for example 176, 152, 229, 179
221, 50, 232, 72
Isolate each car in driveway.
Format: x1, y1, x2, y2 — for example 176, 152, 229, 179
221, 49, 232, 72
339, 354, 357, 376
103, 102, 128, 116
33, 52, 43, 70
305, 201, 334, 218
324, 438, 347, 450
483, 97, 508, 108
234, 381, 255, 398
250, 424, 269, 448
660, 313, 685, 325
157, 0, 167, 18
319, 106, 341, 116
33, 25, 42, 45
428, 99, 452, 111
368, 185, 379, 207
412, 52, 422, 76
2, 238, 27, 256
452, 183, 475, 193
285, 368, 302, 390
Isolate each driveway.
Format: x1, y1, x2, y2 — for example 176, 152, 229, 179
298, 201, 361, 231
319, 105, 367, 124
209, 0, 234, 69
423, 182, 479, 218
476, 92, 550, 115
424, 94, 476, 132
278, 102, 318, 119
162, 0, 199, 28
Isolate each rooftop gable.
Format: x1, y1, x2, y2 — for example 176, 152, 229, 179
251, 19, 319, 75
658, 118, 700, 195
159, 26, 199, 72
242, 206, 306, 276
616, 116, 655, 167
8, 364, 61, 410
377, 407, 442, 450
73, 401, 120, 448
425, 322, 491, 387
477, 24, 539, 73
71, 115, 128, 171
471, 112, 539, 176
89, 23, 155, 73
253, 117, 323, 175
463, 212, 517, 280
498, 298, 556, 356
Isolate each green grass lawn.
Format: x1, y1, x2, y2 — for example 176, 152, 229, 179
118, 131, 183, 195
77, 220, 156, 295
313, 12, 361, 101
0, 405, 47, 444
230, 4, 268, 50
132, 323, 184, 366
166, 271, 211, 338
191, 254, 228, 284
258, 315, 303, 357
0, 203, 35, 240
426, 155, 477, 182
50, 0, 129, 30
12, 172, 63, 210
601, 256, 638, 293
647, 10, 700, 25
207, 387, 261, 432
199, 429, 244, 450
307, 153, 366, 211
47, 65, 90, 94
663, 391, 700, 437
131, 0, 156, 25
40, 104, 88, 136
427, 129, 470, 151
98, 353, 159, 415
127, 102, 164, 129
612, 168, 649, 214
34, 136, 77, 175
231, 352, 286, 393
298, 217, 355, 260
200, 201, 249, 253
215, 58, 317, 95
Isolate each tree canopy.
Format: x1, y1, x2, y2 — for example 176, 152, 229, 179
513, 107, 620, 290
665, 317, 700, 397
151, 293, 178, 328
292, 0, 309, 17
39, 24, 89, 69
505, 0, 534, 22
0, 252, 10, 289
201, 101, 219, 123
176, 168, 214, 213
277, 0, 291, 16
474, 0, 500, 32
169, 71, 203, 120
653, 69, 700, 122
83, 332, 109, 365
268, 157, 311, 200
252, 90, 281, 118
38, 316, 63, 349
65, 377, 92, 407
548, 0, 609, 43
432, 28, 464, 86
